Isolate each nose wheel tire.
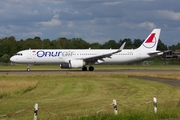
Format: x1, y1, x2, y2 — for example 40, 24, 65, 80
27, 68, 30, 72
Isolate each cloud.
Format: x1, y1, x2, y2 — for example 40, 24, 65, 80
0, 26, 13, 33
103, 1, 122, 5
35, 10, 62, 28
158, 10, 180, 21
118, 22, 135, 29
60, 31, 72, 36
38, 0, 65, 4
67, 21, 74, 28
25, 10, 39, 15
36, 18, 62, 28
0, 0, 179, 45
18, 32, 43, 38
138, 22, 156, 30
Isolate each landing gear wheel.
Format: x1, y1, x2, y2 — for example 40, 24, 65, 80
27, 68, 30, 72
89, 66, 94, 71
82, 66, 87, 71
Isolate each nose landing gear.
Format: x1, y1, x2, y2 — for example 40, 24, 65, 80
27, 64, 30, 71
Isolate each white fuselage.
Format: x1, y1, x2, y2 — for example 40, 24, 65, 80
10, 49, 153, 64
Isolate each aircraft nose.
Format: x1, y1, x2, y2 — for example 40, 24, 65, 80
10, 56, 16, 62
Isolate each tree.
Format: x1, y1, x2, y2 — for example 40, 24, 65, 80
102, 40, 119, 49
90, 42, 102, 49
133, 39, 143, 49
50, 40, 59, 49
0, 36, 17, 58
157, 39, 168, 51
119, 38, 133, 49
23, 37, 42, 49
56, 37, 71, 49
1, 54, 10, 65
17, 39, 25, 52
42, 39, 51, 49
70, 38, 90, 49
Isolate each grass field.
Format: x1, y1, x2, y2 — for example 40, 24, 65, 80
0, 64, 180, 119
1, 63, 180, 71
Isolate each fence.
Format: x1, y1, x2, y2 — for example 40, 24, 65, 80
0, 97, 158, 119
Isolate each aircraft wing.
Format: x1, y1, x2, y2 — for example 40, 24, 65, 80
82, 42, 126, 62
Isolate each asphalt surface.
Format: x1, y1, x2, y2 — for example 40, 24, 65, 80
0, 69, 180, 74
131, 76, 180, 88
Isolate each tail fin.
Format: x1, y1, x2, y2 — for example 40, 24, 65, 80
137, 29, 161, 51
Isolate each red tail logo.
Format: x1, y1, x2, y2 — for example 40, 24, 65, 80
145, 33, 155, 43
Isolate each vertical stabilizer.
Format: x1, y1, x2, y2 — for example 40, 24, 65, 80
137, 29, 161, 51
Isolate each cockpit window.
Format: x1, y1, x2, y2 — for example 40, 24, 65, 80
16, 53, 23, 56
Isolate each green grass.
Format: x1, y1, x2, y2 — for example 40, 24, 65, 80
0, 72, 180, 119
1, 64, 180, 71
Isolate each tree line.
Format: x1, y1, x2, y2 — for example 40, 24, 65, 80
0, 36, 178, 64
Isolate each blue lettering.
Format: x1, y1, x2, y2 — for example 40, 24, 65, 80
37, 51, 63, 58
37, 51, 44, 58
51, 52, 58, 57
45, 51, 51, 57
58, 52, 61, 56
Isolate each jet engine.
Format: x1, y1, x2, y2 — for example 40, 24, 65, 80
60, 63, 70, 68
60, 59, 85, 68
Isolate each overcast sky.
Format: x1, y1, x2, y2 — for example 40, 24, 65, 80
0, 0, 180, 46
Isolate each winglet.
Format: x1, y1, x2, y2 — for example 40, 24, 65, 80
112, 42, 126, 54
118, 42, 126, 52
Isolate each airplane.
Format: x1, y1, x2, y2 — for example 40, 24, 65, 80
10, 29, 162, 71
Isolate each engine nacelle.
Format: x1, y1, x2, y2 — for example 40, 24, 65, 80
60, 59, 84, 68
60, 63, 70, 68
70, 59, 84, 68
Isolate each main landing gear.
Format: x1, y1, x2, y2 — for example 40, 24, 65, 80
82, 66, 94, 71
82, 66, 87, 71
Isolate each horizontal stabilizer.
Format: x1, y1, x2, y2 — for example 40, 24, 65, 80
148, 51, 163, 56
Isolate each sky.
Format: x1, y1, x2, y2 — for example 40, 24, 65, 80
0, 0, 180, 46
